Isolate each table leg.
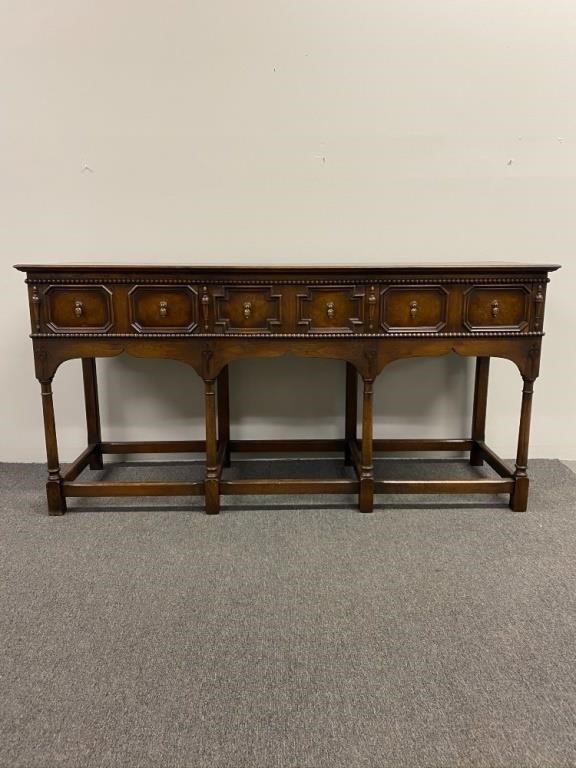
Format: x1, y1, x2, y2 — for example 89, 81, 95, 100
470, 356, 490, 466
82, 358, 103, 470
510, 376, 535, 512
344, 362, 358, 466
359, 377, 374, 513
205, 379, 220, 514
40, 380, 67, 515
217, 365, 231, 468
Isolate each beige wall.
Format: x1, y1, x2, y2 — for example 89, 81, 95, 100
1, 0, 574, 462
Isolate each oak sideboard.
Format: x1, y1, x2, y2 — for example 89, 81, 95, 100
15, 262, 559, 515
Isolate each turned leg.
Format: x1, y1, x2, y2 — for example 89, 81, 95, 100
510, 377, 535, 512
82, 357, 103, 470
359, 377, 374, 513
470, 357, 490, 466
204, 379, 220, 514
344, 362, 358, 466
217, 365, 231, 468
40, 380, 67, 515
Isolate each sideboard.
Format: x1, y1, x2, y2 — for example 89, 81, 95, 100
15, 262, 559, 515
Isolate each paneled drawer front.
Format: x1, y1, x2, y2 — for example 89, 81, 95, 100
297, 286, 365, 333
213, 286, 282, 333
44, 285, 114, 333
380, 286, 448, 332
129, 285, 198, 332
463, 286, 529, 332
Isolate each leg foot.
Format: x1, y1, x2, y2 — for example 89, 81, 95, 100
205, 479, 220, 515
510, 476, 529, 512
46, 481, 67, 515
89, 446, 104, 471
469, 443, 484, 467
359, 478, 374, 513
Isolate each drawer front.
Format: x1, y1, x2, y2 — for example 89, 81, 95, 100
464, 286, 529, 331
213, 286, 282, 333
129, 285, 198, 332
380, 286, 448, 332
296, 286, 364, 333
44, 285, 114, 333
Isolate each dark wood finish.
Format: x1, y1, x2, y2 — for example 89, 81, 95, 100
344, 363, 357, 466
373, 479, 514, 494
213, 286, 282, 333
217, 365, 231, 467
380, 285, 448, 332
475, 441, 513, 479
204, 379, 219, 514
374, 438, 474, 452
40, 381, 67, 514
82, 358, 103, 469
63, 481, 204, 497
16, 262, 559, 515
44, 285, 113, 333
463, 286, 530, 332
359, 377, 375, 513
128, 285, 199, 333
470, 357, 490, 466
297, 285, 364, 333
63, 445, 97, 482
229, 439, 345, 453
220, 479, 359, 494
510, 378, 535, 512
101, 440, 205, 454
348, 438, 363, 479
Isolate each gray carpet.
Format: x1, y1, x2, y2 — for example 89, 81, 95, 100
1, 458, 576, 768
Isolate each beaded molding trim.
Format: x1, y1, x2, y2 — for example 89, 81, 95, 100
30, 331, 545, 340
25, 277, 549, 286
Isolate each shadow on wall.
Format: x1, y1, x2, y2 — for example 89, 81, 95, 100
97, 352, 474, 445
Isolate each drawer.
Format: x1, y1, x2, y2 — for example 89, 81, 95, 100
463, 286, 529, 332
129, 285, 198, 332
44, 285, 114, 333
296, 286, 364, 333
380, 286, 448, 332
213, 286, 282, 333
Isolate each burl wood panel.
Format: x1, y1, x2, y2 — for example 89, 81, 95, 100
463, 286, 530, 332
129, 285, 198, 332
44, 285, 114, 333
380, 286, 448, 332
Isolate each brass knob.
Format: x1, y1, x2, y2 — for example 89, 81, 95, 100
491, 299, 500, 317
159, 300, 168, 318
409, 300, 418, 319
326, 301, 336, 319
74, 300, 84, 317
243, 301, 252, 319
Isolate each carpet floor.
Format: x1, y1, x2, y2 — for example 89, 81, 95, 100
1, 458, 575, 768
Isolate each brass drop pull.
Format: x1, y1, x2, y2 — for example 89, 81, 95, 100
159, 300, 168, 318
74, 300, 84, 317
409, 300, 418, 318
243, 301, 252, 319
326, 301, 336, 319
491, 299, 500, 317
